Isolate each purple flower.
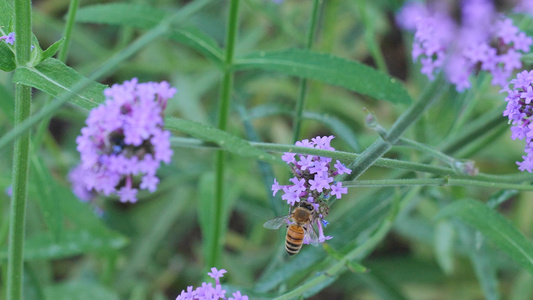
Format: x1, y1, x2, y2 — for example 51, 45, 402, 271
281, 152, 296, 164
330, 182, 348, 199
70, 78, 176, 203
208, 268, 227, 281
334, 160, 352, 175
229, 291, 249, 300
270, 136, 353, 246
271, 178, 283, 196
0, 32, 15, 45
502, 70, 533, 172
175, 268, 247, 300
402, 0, 532, 92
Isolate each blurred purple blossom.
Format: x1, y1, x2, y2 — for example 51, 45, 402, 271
502, 70, 533, 172
0, 32, 15, 45
399, 0, 532, 92
70, 78, 176, 203
175, 268, 248, 300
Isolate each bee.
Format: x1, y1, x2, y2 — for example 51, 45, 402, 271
263, 201, 319, 255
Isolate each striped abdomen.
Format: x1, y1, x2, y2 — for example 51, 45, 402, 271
285, 224, 305, 255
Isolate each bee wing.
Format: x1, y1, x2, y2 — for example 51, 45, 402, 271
305, 224, 320, 247
263, 215, 291, 230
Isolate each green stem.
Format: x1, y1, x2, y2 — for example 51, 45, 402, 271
292, 0, 321, 143
57, 0, 80, 62
356, 0, 387, 73
439, 103, 505, 155
33, 0, 81, 150
168, 136, 524, 184
342, 73, 446, 182
273, 201, 395, 300
7, 1, 32, 299
210, 0, 240, 269
343, 178, 533, 191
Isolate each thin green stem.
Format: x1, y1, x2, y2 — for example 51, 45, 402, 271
57, 0, 80, 62
273, 201, 395, 300
7, 1, 32, 299
169, 136, 525, 184
292, 0, 321, 143
33, 0, 81, 150
342, 73, 446, 182
356, 0, 387, 73
343, 178, 533, 191
210, 0, 240, 269
439, 103, 505, 155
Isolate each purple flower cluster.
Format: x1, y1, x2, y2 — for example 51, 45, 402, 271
175, 268, 248, 300
400, 0, 532, 92
272, 136, 351, 243
70, 78, 176, 203
502, 70, 533, 172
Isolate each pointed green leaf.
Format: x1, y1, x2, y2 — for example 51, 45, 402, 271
76, 3, 166, 29
0, 230, 128, 261
165, 117, 284, 165
438, 199, 533, 275
40, 37, 65, 62
12, 58, 106, 109
0, 40, 15, 71
234, 49, 412, 105
76, 2, 223, 63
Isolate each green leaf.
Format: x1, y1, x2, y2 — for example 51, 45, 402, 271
30, 154, 63, 242
0, 0, 13, 28
0, 40, 15, 71
165, 117, 285, 165
45, 281, 120, 300
457, 224, 500, 300
168, 26, 224, 64
40, 37, 65, 62
438, 199, 533, 275
76, 2, 223, 64
12, 58, 106, 110
0, 230, 128, 261
234, 49, 412, 105
434, 221, 455, 275
76, 3, 167, 29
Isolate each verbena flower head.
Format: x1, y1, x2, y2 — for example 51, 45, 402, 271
272, 136, 351, 243
175, 268, 248, 300
401, 0, 532, 92
502, 70, 533, 172
71, 78, 176, 203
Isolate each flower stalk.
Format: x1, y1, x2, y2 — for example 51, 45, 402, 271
341, 72, 447, 182
7, 0, 32, 299
210, 0, 240, 269
292, 0, 321, 143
